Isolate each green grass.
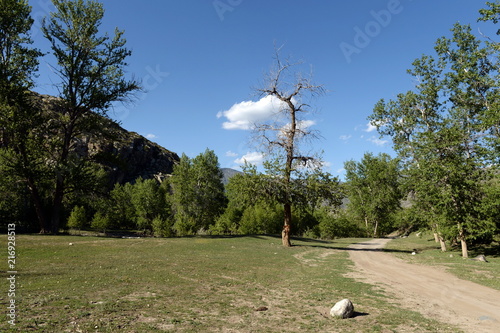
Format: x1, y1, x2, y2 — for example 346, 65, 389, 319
385, 232, 500, 291
1, 235, 462, 332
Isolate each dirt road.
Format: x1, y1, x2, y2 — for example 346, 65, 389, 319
348, 238, 500, 333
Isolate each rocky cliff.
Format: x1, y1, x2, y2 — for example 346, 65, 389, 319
87, 126, 180, 184
35, 93, 180, 185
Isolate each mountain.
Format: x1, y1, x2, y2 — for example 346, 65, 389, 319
33, 93, 180, 185
221, 168, 242, 185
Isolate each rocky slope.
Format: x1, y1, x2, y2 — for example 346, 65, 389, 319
36, 93, 180, 184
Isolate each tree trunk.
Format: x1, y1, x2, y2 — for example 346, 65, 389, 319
282, 203, 292, 247
460, 238, 468, 258
373, 220, 379, 238
51, 177, 65, 234
459, 226, 468, 258
50, 123, 72, 234
433, 232, 439, 243
27, 177, 49, 233
433, 224, 440, 242
439, 235, 447, 252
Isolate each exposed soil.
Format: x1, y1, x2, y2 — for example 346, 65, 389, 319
348, 238, 500, 333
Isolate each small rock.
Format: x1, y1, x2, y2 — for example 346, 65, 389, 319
255, 306, 268, 312
69, 243, 73, 246
471, 255, 488, 262
411, 252, 416, 255
330, 299, 354, 319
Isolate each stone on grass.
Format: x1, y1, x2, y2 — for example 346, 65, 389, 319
471, 255, 488, 262
330, 299, 354, 319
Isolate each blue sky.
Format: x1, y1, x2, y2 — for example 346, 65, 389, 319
29, 0, 493, 177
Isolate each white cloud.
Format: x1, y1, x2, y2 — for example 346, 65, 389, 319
339, 134, 352, 142
217, 95, 288, 130
367, 136, 388, 146
298, 119, 316, 130
234, 152, 264, 165
225, 150, 238, 157
278, 119, 316, 139
145, 133, 158, 140
365, 122, 377, 132
336, 168, 346, 174
321, 161, 332, 169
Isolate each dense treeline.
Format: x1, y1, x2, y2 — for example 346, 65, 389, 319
0, 1, 499, 253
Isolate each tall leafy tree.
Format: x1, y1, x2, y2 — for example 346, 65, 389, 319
344, 153, 402, 237
0, 0, 46, 231
369, 23, 498, 257
170, 149, 226, 235
478, 1, 500, 162
41, 0, 139, 233
130, 177, 168, 232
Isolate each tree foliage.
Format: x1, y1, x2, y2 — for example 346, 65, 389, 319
211, 161, 343, 238
67, 205, 87, 230
344, 153, 402, 237
169, 149, 226, 235
0, 0, 46, 231
369, 20, 500, 256
40, 0, 139, 233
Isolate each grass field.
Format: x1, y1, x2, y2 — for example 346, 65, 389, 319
1, 235, 465, 332
386, 232, 500, 291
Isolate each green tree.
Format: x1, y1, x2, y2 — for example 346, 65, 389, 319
105, 182, 136, 229
152, 216, 172, 238
478, 1, 500, 163
67, 205, 86, 230
317, 208, 363, 239
216, 160, 343, 240
369, 23, 498, 257
238, 202, 283, 235
41, 0, 139, 233
0, 0, 46, 231
210, 165, 264, 235
90, 211, 110, 233
130, 177, 168, 233
170, 149, 226, 235
344, 153, 402, 237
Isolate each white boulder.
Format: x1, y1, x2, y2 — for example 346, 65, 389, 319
330, 299, 354, 319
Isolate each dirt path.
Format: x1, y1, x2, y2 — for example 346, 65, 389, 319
348, 238, 500, 333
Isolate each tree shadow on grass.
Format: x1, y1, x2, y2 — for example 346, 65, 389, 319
293, 237, 413, 254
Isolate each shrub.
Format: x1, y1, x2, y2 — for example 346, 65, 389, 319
173, 213, 197, 236
238, 203, 282, 235
209, 205, 243, 235
67, 206, 87, 230
152, 216, 173, 237
91, 212, 110, 232
318, 211, 363, 239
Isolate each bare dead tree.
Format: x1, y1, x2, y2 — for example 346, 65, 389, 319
252, 47, 326, 247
